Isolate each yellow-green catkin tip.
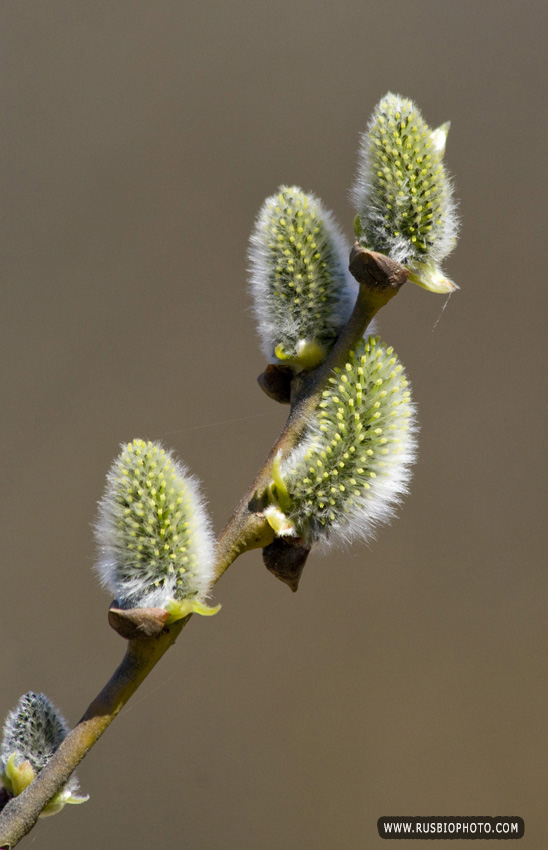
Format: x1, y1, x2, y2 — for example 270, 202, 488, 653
0, 692, 88, 816
352, 93, 459, 293
264, 336, 418, 545
95, 439, 218, 618
249, 185, 356, 370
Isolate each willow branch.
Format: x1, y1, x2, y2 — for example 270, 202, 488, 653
214, 247, 409, 580
0, 247, 407, 849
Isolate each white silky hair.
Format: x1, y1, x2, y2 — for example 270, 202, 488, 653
95, 441, 215, 609
248, 185, 358, 363
273, 336, 418, 549
351, 93, 459, 269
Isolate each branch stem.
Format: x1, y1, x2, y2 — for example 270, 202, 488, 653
0, 248, 406, 848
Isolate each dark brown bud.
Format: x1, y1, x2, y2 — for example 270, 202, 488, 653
262, 538, 311, 592
257, 364, 293, 404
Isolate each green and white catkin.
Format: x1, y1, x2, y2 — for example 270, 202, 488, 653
249, 186, 357, 370
95, 439, 218, 621
352, 93, 458, 293
0, 692, 87, 816
264, 336, 417, 546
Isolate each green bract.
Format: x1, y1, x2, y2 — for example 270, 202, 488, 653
264, 336, 417, 545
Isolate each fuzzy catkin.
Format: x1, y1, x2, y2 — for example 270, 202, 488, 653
95, 439, 215, 611
0, 692, 86, 814
1, 693, 69, 775
265, 336, 417, 545
249, 186, 356, 369
352, 93, 458, 292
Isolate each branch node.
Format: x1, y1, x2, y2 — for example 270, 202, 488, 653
349, 244, 409, 292
108, 605, 171, 640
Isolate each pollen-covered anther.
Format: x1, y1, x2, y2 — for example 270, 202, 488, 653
95, 439, 218, 621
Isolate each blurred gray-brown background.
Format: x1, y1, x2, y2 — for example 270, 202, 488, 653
2, 1, 547, 847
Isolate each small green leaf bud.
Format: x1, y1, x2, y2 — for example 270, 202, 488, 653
0, 692, 87, 816
249, 186, 357, 370
264, 336, 417, 545
95, 439, 218, 620
352, 93, 459, 293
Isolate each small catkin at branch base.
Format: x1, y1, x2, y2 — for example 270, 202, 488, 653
0, 693, 88, 819
0, 617, 188, 848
